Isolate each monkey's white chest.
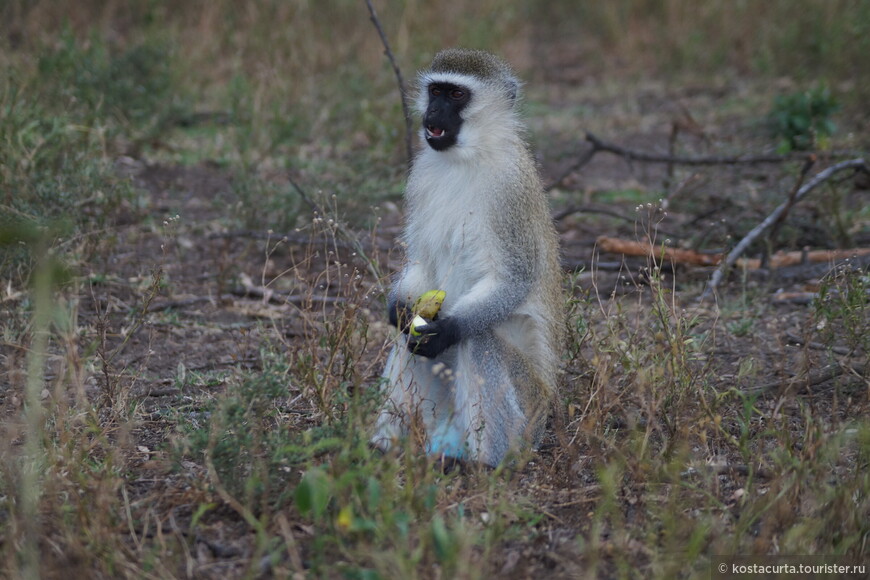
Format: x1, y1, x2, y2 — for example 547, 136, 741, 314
406, 196, 492, 299
413, 206, 486, 289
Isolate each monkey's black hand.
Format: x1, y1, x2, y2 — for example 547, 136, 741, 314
407, 317, 461, 358
388, 298, 414, 333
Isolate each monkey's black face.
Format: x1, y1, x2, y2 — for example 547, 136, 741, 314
424, 83, 471, 151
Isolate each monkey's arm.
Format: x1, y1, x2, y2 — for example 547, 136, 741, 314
409, 252, 534, 358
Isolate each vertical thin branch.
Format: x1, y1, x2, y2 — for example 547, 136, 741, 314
761, 155, 816, 267
665, 121, 679, 192
363, 0, 415, 169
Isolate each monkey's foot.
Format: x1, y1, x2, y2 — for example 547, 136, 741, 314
425, 423, 468, 459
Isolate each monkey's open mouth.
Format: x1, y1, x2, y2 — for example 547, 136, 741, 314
426, 126, 446, 138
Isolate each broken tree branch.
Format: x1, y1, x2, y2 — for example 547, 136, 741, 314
363, 0, 415, 168
584, 132, 814, 166
701, 158, 868, 301
597, 235, 870, 281
597, 236, 721, 267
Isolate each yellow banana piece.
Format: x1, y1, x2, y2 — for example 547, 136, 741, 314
413, 289, 446, 320
409, 290, 445, 337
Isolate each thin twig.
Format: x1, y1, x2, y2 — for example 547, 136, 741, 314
287, 174, 385, 293
784, 332, 855, 357
545, 132, 815, 191
701, 158, 868, 301
548, 132, 863, 191
545, 145, 598, 191
586, 132, 815, 166
762, 155, 817, 268
363, 0, 415, 168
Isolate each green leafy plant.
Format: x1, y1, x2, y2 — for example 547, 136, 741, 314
769, 85, 839, 152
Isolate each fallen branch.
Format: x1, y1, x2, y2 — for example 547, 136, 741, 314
763, 156, 817, 267
598, 235, 870, 271
702, 158, 869, 300
230, 285, 343, 306
764, 248, 870, 269
562, 259, 633, 272
546, 132, 863, 191
585, 132, 814, 166
597, 236, 721, 267
682, 462, 773, 481
553, 203, 636, 224
546, 146, 598, 191
772, 252, 870, 284
149, 296, 213, 311
770, 291, 817, 305
783, 332, 855, 356
546, 132, 816, 191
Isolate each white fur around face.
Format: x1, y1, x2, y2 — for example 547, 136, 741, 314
414, 72, 487, 115
415, 71, 522, 163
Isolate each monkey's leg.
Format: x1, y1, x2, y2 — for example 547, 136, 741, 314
421, 351, 466, 459
373, 345, 459, 455
453, 335, 544, 467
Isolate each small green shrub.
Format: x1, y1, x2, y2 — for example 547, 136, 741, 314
768, 85, 839, 152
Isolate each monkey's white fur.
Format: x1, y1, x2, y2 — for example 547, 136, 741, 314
374, 50, 562, 467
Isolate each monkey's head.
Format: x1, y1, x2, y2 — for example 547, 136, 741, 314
416, 49, 522, 154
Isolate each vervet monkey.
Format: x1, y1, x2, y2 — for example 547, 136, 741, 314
373, 48, 563, 467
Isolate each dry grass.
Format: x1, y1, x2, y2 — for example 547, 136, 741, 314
1, 2, 869, 578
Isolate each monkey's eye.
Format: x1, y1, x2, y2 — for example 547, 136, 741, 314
430, 86, 441, 97
449, 89, 465, 100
